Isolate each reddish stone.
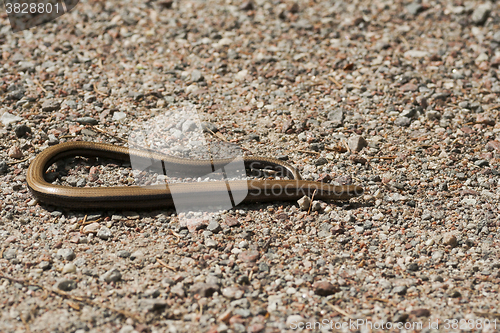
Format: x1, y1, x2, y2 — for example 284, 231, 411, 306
8, 146, 23, 159
476, 114, 495, 126
238, 250, 260, 263
410, 308, 431, 317
485, 140, 500, 151
225, 217, 240, 227
349, 154, 368, 165
68, 125, 82, 135
179, 218, 208, 233
217, 309, 232, 323
461, 126, 473, 134
229, 315, 244, 325
5, 236, 16, 244
313, 281, 340, 296
331, 225, 345, 235
478, 62, 490, 71
479, 152, 493, 160
89, 166, 99, 182
443, 233, 458, 247
275, 213, 288, 221
69, 234, 80, 244
400, 82, 418, 92
460, 189, 478, 196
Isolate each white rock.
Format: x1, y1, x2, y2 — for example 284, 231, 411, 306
185, 84, 199, 93
118, 325, 138, 333
267, 295, 282, 312
1, 112, 23, 126
481, 190, 495, 198
404, 50, 429, 58
297, 196, 311, 210
461, 198, 477, 205
62, 263, 76, 274
112, 111, 127, 121
475, 53, 489, 64
218, 38, 232, 46
235, 69, 248, 81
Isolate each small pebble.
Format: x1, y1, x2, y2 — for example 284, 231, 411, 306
313, 281, 339, 296
97, 226, 112, 240
100, 268, 122, 283
297, 196, 311, 211
57, 279, 77, 291
14, 124, 31, 138
8, 146, 23, 159
347, 135, 368, 152
76, 117, 98, 125
41, 100, 61, 112
62, 263, 77, 274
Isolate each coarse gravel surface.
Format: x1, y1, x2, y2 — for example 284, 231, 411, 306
1, 0, 500, 332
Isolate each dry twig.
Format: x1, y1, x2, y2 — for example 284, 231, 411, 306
328, 76, 343, 89
7, 156, 31, 165
93, 82, 109, 97
307, 189, 317, 215
91, 126, 128, 143
33, 79, 47, 93
327, 302, 353, 319
156, 258, 176, 271
294, 149, 320, 156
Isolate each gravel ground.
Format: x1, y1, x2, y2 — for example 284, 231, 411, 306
1, 0, 500, 332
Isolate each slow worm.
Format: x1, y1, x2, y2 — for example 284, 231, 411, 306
26, 141, 363, 209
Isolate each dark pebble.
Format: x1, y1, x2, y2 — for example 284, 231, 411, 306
393, 313, 409, 323
410, 308, 431, 317
313, 281, 340, 296
400, 108, 416, 118
101, 268, 122, 283
41, 100, 61, 112
407, 263, 419, 272
315, 157, 327, 166
39, 261, 52, 270
277, 155, 289, 161
474, 160, 489, 167
0, 161, 8, 175
14, 124, 31, 138
393, 285, 407, 295
7, 90, 25, 100
117, 250, 131, 258
258, 262, 269, 272
247, 134, 260, 141
57, 279, 77, 291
